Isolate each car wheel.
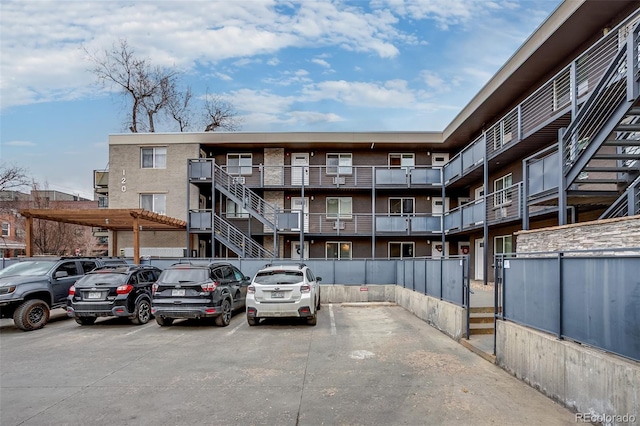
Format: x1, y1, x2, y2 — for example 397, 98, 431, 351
316, 294, 321, 311
131, 299, 151, 325
75, 317, 96, 326
307, 313, 317, 326
13, 299, 50, 331
156, 316, 174, 327
247, 316, 258, 326
215, 299, 232, 327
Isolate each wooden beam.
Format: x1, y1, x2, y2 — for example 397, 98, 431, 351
133, 215, 140, 265
25, 216, 33, 257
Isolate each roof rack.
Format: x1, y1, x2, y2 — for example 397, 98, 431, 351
263, 262, 306, 269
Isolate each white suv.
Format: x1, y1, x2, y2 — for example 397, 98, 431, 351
246, 263, 322, 326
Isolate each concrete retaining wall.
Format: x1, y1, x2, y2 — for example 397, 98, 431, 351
496, 320, 639, 423
321, 285, 466, 341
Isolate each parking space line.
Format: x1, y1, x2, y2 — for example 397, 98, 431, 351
226, 320, 244, 336
329, 304, 337, 335
125, 323, 154, 336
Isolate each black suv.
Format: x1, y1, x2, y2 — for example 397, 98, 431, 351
67, 265, 162, 325
151, 262, 251, 327
0, 257, 128, 331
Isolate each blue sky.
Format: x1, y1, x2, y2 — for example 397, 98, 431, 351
0, 0, 561, 199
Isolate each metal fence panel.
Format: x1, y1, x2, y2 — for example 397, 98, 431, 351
426, 260, 442, 298
442, 258, 464, 306
413, 260, 427, 294
503, 258, 560, 334
562, 257, 640, 361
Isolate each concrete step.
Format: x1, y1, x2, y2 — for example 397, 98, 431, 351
469, 307, 501, 314
469, 317, 494, 324
470, 328, 494, 335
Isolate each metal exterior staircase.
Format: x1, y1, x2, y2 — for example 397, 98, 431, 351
561, 23, 640, 213
213, 163, 278, 230
213, 213, 273, 258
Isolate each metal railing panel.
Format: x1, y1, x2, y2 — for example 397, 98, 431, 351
486, 183, 522, 224
528, 151, 560, 195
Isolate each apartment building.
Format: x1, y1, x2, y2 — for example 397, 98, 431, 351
105, 1, 640, 281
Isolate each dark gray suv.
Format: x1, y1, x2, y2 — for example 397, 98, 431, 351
0, 257, 127, 331
151, 261, 251, 327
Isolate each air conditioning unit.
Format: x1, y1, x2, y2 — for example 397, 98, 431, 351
495, 207, 508, 219
232, 176, 246, 185
333, 176, 346, 185
333, 221, 346, 230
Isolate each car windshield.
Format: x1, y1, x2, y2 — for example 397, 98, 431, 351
159, 269, 209, 284
254, 270, 304, 285
76, 273, 127, 286
0, 260, 57, 277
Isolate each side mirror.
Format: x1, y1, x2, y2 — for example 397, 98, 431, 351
316, 277, 322, 282
54, 271, 69, 279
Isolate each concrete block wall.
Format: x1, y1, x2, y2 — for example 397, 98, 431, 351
516, 215, 640, 252
321, 285, 466, 341
496, 321, 639, 423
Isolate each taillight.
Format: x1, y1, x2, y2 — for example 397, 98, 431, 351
116, 284, 134, 295
68, 286, 75, 296
300, 285, 311, 293
201, 281, 218, 292
152, 283, 158, 294
247, 285, 255, 294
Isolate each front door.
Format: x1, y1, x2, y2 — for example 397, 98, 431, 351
291, 241, 310, 260
291, 197, 309, 232
475, 239, 484, 280
291, 153, 309, 186
431, 197, 450, 215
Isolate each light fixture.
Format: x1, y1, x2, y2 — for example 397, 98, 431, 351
310, 196, 314, 201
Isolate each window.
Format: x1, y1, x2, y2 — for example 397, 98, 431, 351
226, 199, 249, 218
140, 194, 166, 215
326, 153, 352, 175
326, 242, 352, 259
493, 174, 512, 206
227, 154, 252, 175
55, 262, 80, 277
141, 147, 167, 169
495, 235, 513, 256
389, 242, 414, 259
98, 196, 109, 208
326, 197, 352, 219
389, 198, 414, 215
1, 222, 9, 237
389, 153, 414, 169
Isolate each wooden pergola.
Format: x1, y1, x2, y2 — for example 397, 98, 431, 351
19, 209, 187, 264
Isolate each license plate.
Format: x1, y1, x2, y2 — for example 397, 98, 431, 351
87, 292, 102, 299
172, 289, 186, 297
271, 291, 284, 298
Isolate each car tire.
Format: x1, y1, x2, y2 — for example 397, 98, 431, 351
131, 298, 151, 325
75, 317, 96, 326
316, 294, 321, 311
215, 299, 232, 327
247, 316, 258, 326
307, 313, 317, 326
13, 299, 50, 331
156, 316, 174, 327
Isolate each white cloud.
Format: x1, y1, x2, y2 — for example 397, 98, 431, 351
312, 58, 331, 68
302, 79, 417, 107
4, 140, 36, 147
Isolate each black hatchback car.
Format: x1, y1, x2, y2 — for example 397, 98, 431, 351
67, 265, 162, 325
151, 262, 251, 327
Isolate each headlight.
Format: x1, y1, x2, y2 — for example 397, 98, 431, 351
0, 286, 17, 295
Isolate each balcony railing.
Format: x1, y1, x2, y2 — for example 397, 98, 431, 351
443, 134, 485, 183
486, 182, 523, 225
444, 200, 485, 232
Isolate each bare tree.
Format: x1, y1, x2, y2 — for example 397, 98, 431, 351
85, 40, 177, 133
165, 85, 194, 132
0, 162, 29, 192
202, 90, 242, 132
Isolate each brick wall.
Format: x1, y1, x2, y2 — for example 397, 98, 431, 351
515, 215, 640, 252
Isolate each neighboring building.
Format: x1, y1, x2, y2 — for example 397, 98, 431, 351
105, 1, 640, 282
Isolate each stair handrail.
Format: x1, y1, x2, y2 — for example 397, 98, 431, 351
213, 213, 274, 258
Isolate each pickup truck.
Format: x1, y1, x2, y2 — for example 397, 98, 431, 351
0, 257, 127, 331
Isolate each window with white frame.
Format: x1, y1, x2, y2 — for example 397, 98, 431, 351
141, 147, 167, 169
389, 242, 414, 259
389, 198, 414, 215
326, 153, 352, 175
493, 174, 512, 206
227, 153, 252, 175
495, 235, 513, 257
226, 199, 249, 218
140, 194, 166, 215
326, 197, 352, 219
326, 242, 352, 259
1, 222, 9, 237
389, 153, 414, 169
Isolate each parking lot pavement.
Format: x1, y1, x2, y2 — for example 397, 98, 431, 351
1, 304, 575, 426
